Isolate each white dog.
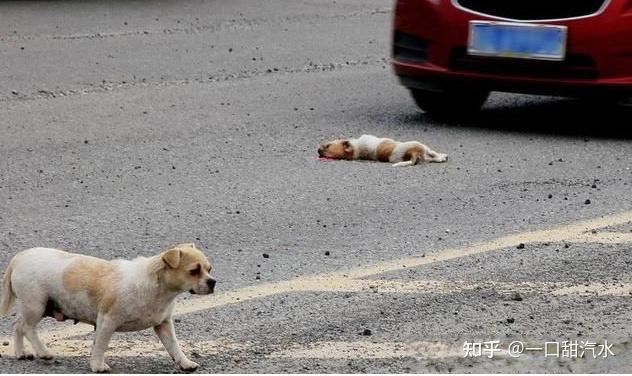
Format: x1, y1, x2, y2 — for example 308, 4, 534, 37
318, 134, 448, 167
0, 243, 215, 373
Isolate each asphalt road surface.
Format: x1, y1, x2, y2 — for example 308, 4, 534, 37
1, 0, 632, 373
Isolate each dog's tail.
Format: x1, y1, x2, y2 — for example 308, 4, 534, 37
0, 255, 17, 316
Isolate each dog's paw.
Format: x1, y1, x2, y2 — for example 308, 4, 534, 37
178, 359, 199, 372
38, 352, 54, 360
90, 362, 111, 373
17, 352, 35, 360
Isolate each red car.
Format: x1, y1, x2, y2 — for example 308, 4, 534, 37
392, 0, 632, 116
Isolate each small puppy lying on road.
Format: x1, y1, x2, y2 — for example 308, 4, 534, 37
0, 243, 215, 373
318, 134, 448, 167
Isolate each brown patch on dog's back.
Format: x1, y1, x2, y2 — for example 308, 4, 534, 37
376, 140, 396, 162
403, 145, 425, 164
62, 258, 119, 313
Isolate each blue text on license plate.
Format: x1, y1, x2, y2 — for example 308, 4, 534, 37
468, 21, 567, 61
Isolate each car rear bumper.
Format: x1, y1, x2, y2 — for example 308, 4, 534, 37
392, 0, 632, 97
395, 60, 632, 97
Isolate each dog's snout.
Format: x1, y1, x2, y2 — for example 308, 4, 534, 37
206, 278, 216, 292
318, 147, 324, 156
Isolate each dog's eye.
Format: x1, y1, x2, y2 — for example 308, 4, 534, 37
190, 265, 201, 276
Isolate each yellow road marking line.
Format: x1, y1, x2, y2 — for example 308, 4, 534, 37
571, 232, 632, 244
3, 278, 632, 358
11, 279, 626, 358
306, 278, 549, 294
7, 210, 632, 348
0, 339, 247, 358
552, 282, 632, 296
307, 279, 632, 297
336, 213, 632, 280
267, 339, 625, 360
267, 341, 462, 359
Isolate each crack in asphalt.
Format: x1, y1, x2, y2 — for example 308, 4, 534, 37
494, 178, 605, 190
0, 58, 390, 103
0, 8, 391, 43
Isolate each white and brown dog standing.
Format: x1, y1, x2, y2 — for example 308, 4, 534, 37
0, 243, 215, 373
318, 134, 448, 167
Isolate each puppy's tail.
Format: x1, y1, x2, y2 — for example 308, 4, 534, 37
0, 255, 17, 316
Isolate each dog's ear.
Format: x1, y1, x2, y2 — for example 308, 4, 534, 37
342, 140, 353, 153
162, 248, 182, 268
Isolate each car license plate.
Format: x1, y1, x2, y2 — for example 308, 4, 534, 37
468, 21, 567, 61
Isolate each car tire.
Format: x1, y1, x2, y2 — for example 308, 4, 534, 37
410, 88, 490, 118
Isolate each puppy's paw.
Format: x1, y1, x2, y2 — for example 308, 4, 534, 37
90, 362, 111, 373
178, 359, 199, 372
392, 161, 413, 167
38, 352, 54, 360
17, 352, 35, 360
